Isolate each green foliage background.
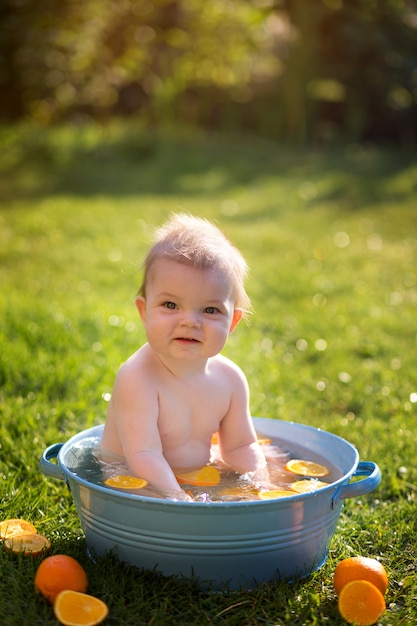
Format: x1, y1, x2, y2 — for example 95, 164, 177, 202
1, 0, 416, 142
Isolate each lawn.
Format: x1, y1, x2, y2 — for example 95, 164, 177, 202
1, 124, 417, 625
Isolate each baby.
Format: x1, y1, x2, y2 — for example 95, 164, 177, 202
101, 213, 267, 499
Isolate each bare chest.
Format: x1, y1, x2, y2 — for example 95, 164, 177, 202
157, 377, 231, 445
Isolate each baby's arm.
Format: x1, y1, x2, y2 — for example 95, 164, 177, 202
105, 362, 188, 500
217, 362, 268, 478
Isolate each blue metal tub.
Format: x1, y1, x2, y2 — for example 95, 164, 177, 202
40, 418, 381, 590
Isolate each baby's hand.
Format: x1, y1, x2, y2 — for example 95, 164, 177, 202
240, 465, 271, 489
175, 491, 193, 502
167, 488, 193, 502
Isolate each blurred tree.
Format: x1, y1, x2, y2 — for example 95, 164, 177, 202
0, 0, 415, 142
282, 0, 417, 142
0, 0, 278, 124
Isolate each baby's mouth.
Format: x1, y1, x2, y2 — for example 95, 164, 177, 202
175, 337, 199, 343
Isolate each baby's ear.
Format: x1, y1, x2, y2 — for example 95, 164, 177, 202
135, 296, 147, 322
229, 308, 243, 333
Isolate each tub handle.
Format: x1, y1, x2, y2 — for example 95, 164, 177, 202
40, 443, 66, 481
332, 461, 381, 507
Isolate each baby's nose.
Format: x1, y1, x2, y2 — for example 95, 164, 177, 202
181, 312, 201, 327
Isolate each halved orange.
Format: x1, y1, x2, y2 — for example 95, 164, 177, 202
54, 590, 109, 626
176, 466, 220, 486
258, 489, 295, 500
338, 579, 386, 625
104, 475, 148, 490
4, 533, 51, 556
290, 479, 328, 493
0, 518, 37, 540
285, 459, 330, 477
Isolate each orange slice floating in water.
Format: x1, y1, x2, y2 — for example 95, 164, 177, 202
104, 475, 148, 490
54, 590, 109, 626
4, 533, 51, 556
211, 433, 271, 446
211, 432, 219, 445
285, 459, 330, 477
257, 437, 272, 445
0, 518, 37, 540
176, 466, 220, 486
290, 479, 329, 493
219, 486, 260, 499
258, 489, 295, 500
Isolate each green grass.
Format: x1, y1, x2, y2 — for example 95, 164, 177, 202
1, 123, 417, 625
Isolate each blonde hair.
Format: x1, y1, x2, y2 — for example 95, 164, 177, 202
138, 213, 251, 314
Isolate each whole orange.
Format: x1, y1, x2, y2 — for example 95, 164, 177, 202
34, 554, 88, 603
334, 556, 388, 596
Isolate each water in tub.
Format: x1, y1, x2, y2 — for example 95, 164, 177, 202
65, 433, 342, 502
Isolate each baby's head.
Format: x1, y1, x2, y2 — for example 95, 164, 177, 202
138, 213, 251, 314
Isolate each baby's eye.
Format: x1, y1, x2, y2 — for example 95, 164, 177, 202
204, 306, 219, 314
164, 301, 177, 310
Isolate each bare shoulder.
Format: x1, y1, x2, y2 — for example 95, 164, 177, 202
212, 354, 248, 386
113, 344, 156, 388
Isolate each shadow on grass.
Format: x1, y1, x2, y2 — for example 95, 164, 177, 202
1, 124, 416, 214
61, 547, 345, 624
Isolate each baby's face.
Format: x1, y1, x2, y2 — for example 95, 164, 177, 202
136, 259, 241, 362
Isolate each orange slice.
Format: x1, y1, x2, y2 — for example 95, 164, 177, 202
290, 479, 329, 493
54, 590, 109, 626
258, 489, 295, 500
219, 486, 259, 499
257, 437, 272, 445
176, 466, 220, 486
4, 533, 51, 556
211, 432, 219, 445
285, 459, 330, 477
0, 518, 37, 540
338, 579, 386, 625
104, 475, 148, 490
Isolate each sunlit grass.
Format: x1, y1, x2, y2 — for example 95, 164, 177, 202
1, 124, 417, 624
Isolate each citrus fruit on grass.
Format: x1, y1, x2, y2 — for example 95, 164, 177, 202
338, 579, 386, 625
285, 459, 330, 477
176, 466, 220, 486
5, 533, 51, 556
54, 590, 108, 626
104, 475, 148, 490
34, 554, 88, 603
0, 518, 37, 540
334, 556, 388, 596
